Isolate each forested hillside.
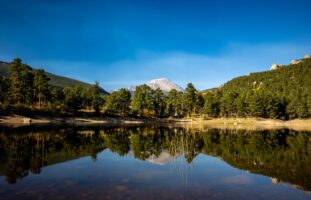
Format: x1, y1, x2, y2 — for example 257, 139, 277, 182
0, 58, 105, 115
221, 57, 311, 96
1, 57, 311, 120
0, 61, 108, 93
202, 57, 311, 119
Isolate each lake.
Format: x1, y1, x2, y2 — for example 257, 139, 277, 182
0, 125, 310, 200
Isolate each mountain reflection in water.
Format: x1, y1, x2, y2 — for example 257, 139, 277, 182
0, 126, 310, 200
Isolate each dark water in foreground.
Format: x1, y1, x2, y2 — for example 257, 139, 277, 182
0, 126, 311, 200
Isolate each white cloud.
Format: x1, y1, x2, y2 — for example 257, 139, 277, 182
98, 42, 311, 90
3, 41, 310, 90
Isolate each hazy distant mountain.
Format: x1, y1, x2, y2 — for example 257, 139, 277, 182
0, 61, 109, 95
129, 78, 184, 93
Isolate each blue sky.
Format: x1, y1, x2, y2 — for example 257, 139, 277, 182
1, 0, 311, 90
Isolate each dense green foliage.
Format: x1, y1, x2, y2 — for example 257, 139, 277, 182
131, 84, 155, 116
165, 89, 184, 117
0, 58, 104, 114
202, 57, 311, 119
1, 126, 311, 191
0, 60, 107, 91
0, 58, 204, 117
129, 83, 203, 117
1, 57, 311, 119
105, 88, 131, 116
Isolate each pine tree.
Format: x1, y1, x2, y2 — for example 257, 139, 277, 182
131, 84, 154, 116
248, 90, 266, 117
153, 88, 166, 117
220, 91, 238, 117
184, 83, 197, 116
0, 76, 10, 104
105, 88, 131, 116
287, 95, 309, 119
195, 93, 204, 114
90, 82, 104, 115
9, 58, 23, 104
50, 87, 64, 107
235, 91, 249, 117
20, 63, 34, 105
202, 92, 220, 117
63, 85, 83, 112
33, 69, 50, 107
165, 89, 184, 117
265, 93, 284, 119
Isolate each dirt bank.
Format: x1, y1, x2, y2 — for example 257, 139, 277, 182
174, 117, 311, 131
0, 115, 311, 131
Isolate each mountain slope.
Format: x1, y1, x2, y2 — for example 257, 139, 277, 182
201, 55, 311, 119
0, 61, 109, 94
219, 56, 311, 97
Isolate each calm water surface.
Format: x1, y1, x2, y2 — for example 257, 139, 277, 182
0, 125, 311, 200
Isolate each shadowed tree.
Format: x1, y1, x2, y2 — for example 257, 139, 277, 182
165, 89, 184, 117
153, 88, 166, 117
33, 69, 50, 107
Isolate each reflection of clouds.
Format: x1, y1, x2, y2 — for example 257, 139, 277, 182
219, 175, 255, 185
146, 151, 175, 165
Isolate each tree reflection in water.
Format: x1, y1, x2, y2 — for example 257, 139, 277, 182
0, 126, 310, 192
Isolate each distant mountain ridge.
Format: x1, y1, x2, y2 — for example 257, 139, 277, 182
0, 60, 109, 94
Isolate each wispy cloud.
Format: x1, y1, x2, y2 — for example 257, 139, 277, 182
2, 42, 310, 90
97, 41, 311, 90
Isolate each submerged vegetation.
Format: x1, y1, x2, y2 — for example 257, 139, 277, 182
1, 57, 311, 120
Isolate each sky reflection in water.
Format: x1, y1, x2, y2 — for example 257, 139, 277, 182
0, 126, 310, 200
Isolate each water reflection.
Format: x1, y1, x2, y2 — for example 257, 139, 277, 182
0, 126, 311, 198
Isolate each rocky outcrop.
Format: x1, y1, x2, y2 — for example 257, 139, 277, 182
290, 59, 302, 65
269, 54, 310, 70
270, 64, 284, 70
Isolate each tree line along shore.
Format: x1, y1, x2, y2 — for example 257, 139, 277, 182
1, 57, 311, 123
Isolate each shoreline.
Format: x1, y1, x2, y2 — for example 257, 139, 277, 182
1, 115, 311, 131
0, 114, 188, 126
175, 117, 311, 131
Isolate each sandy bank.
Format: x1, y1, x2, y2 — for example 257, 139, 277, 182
0, 115, 177, 126
174, 117, 311, 131
0, 115, 311, 131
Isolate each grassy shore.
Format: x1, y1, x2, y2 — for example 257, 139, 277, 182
175, 117, 311, 131
1, 114, 311, 131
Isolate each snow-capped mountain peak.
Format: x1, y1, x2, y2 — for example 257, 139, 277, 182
147, 78, 184, 92
128, 78, 184, 93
